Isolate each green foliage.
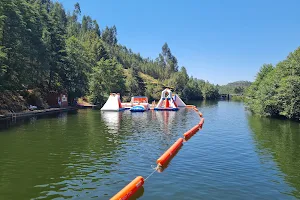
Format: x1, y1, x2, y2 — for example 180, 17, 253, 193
64, 36, 90, 99
89, 59, 125, 104
231, 95, 245, 101
125, 67, 145, 97
219, 81, 252, 94
101, 26, 117, 46
181, 78, 219, 101
276, 76, 300, 119
246, 48, 300, 120
168, 67, 189, 95
202, 81, 219, 100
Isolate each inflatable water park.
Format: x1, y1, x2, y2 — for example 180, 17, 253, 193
100, 88, 186, 112
101, 88, 205, 200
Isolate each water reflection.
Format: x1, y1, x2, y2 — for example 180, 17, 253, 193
187, 100, 218, 108
0, 109, 133, 199
101, 111, 123, 133
129, 186, 144, 200
154, 111, 177, 133
248, 115, 300, 198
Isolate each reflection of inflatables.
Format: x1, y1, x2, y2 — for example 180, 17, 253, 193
154, 89, 186, 111
155, 110, 176, 133
101, 93, 125, 111
101, 111, 122, 131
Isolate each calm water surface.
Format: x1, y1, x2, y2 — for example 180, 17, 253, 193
0, 101, 300, 199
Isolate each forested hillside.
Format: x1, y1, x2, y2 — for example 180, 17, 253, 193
0, 0, 219, 111
218, 81, 252, 94
246, 48, 300, 120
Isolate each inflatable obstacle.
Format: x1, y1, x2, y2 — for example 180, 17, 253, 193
101, 93, 125, 111
172, 94, 186, 107
154, 88, 179, 111
121, 96, 150, 110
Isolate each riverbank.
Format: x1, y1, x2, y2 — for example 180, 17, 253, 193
0, 107, 78, 130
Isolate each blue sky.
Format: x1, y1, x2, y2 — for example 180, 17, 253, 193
58, 0, 300, 85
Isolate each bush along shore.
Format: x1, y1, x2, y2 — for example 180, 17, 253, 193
245, 47, 300, 121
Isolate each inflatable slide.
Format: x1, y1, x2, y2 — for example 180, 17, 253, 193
101, 93, 125, 111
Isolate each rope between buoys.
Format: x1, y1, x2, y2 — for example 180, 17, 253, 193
144, 168, 157, 181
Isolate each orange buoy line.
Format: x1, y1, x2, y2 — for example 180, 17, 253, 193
110, 176, 144, 200
183, 124, 200, 139
183, 107, 204, 140
198, 112, 203, 117
110, 105, 204, 199
186, 105, 195, 108
156, 138, 184, 167
199, 118, 205, 128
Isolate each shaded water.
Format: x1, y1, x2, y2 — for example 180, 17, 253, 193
0, 101, 300, 199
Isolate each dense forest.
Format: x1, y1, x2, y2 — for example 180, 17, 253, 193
245, 47, 300, 120
218, 81, 252, 95
0, 0, 219, 112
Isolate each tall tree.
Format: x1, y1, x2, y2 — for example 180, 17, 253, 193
89, 58, 125, 104
102, 25, 117, 46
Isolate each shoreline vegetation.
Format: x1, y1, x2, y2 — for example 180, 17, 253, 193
245, 47, 300, 121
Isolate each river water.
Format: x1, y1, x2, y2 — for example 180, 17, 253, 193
0, 101, 300, 200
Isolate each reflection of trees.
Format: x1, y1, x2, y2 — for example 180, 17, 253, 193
187, 100, 218, 108
248, 115, 300, 198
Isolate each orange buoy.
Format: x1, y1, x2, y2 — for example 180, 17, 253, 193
198, 112, 203, 117
183, 129, 195, 139
190, 125, 199, 134
199, 118, 205, 128
157, 138, 183, 167
156, 145, 181, 173
110, 176, 144, 200
186, 105, 195, 108
183, 125, 200, 139
183, 129, 193, 138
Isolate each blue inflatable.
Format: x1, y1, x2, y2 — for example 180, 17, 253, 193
130, 105, 146, 112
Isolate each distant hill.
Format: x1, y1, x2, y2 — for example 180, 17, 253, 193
219, 81, 252, 94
